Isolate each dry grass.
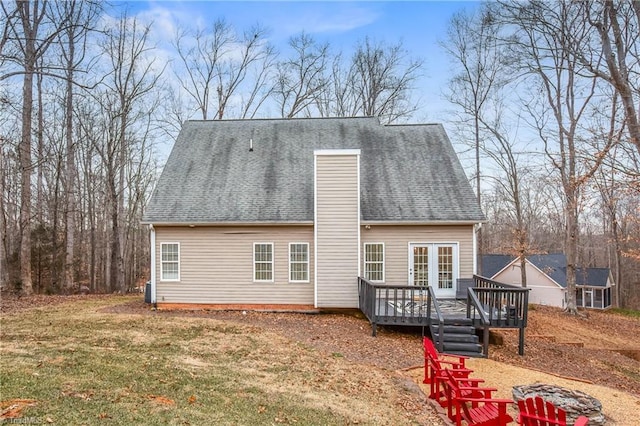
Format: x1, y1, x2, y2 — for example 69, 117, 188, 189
0, 297, 437, 425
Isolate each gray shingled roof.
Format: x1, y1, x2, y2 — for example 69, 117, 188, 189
481, 254, 611, 288
143, 117, 485, 224
481, 254, 516, 278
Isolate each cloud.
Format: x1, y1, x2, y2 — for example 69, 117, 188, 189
274, 3, 381, 37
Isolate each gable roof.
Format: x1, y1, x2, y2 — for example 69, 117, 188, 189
481, 254, 612, 288
575, 268, 610, 287
528, 254, 568, 287
481, 254, 516, 278
143, 117, 485, 225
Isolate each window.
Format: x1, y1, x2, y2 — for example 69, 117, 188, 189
254, 243, 274, 282
161, 243, 180, 281
364, 243, 385, 282
289, 243, 309, 282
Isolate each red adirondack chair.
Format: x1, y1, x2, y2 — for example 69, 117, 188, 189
423, 337, 474, 402
423, 337, 469, 384
444, 369, 514, 426
517, 396, 589, 426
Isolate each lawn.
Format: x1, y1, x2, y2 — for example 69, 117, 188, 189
0, 297, 428, 425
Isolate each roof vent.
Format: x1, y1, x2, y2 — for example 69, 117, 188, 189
249, 138, 253, 152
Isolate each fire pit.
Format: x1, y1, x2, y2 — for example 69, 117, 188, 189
512, 384, 605, 425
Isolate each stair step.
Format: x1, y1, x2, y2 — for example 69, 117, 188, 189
443, 342, 483, 353
443, 318, 473, 326
432, 333, 479, 344
432, 325, 476, 334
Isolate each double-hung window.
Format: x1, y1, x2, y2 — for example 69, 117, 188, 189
364, 243, 385, 282
254, 243, 274, 282
161, 243, 180, 281
289, 243, 309, 282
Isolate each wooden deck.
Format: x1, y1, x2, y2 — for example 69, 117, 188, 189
358, 276, 531, 356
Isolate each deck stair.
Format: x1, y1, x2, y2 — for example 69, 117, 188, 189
430, 318, 483, 357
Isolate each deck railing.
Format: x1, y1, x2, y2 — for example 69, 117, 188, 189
469, 275, 530, 355
358, 277, 432, 336
466, 287, 490, 357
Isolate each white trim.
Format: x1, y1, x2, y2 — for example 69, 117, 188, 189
472, 224, 478, 275
490, 257, 521, 280
313, 155, 318, 307
313, 149, 361, 156
356, 152, 361, 278
142, 220, 483, 226
160, 242, 180, 282
149, 224, 156, 303
361, 220, 487, 225
363, 242, 385, 282
288, 242, 310, 283
253, 242, 275, 282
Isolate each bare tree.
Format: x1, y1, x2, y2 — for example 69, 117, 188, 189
0, 0, 64, 294
498, 0, 616, 313
273, 32, 329, 118
348, 37, 423, 124
480, 110, 532, 286
580, 1, 640, 155
172, 19, 233, 120
93, 13, 163, 292
53, 0, 101, 291
238, 43, 277, 119
443, 5, 508, 275
215, 24, 274, 119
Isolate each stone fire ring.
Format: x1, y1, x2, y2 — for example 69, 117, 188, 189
512, 383, 606, 425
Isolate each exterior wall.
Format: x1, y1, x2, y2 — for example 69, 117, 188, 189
154, 226, 314, 305
315, 152, 360, 308
360, 225, 475, 286
494, 263, 565, 308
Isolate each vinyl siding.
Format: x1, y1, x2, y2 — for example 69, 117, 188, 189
361, 225, 475, 286
154, 226, 314, 304
315, 153, 360, 308
494, 263, 565, 307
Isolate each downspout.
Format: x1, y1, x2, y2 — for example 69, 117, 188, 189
149, 224, 156, 306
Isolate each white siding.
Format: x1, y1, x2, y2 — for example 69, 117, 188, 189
315, 153, 360, 308
494, 262, 565, 308
154, 226, 314, 305
361, 225, 475, 286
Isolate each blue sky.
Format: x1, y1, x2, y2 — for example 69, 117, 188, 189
119, 1, 480, 123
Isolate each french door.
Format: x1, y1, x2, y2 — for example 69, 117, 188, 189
409, 243, 457, 298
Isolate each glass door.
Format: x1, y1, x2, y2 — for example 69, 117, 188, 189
409, 243, 457, 298
411, 245, 429, 286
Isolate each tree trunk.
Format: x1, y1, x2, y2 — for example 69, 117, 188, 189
64, 29, 76, 292
19, 36, 34, 296
565, 191, 579, 313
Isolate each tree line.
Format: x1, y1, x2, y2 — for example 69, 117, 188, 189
0, 0, 422, 295
1, 1, 638, 310
444, 0, 639, 310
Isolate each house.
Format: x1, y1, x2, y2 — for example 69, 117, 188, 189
142, 117, 485, 310
481, 254, 614, 309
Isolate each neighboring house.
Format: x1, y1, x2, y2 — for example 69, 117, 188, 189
481, 254, 614, 309
142, 117, 485, 309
